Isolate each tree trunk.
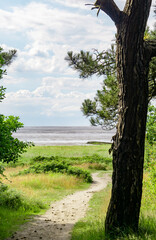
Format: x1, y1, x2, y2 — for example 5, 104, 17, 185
105, 0, 152, 233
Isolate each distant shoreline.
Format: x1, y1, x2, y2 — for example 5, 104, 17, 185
13, 126, 115, 146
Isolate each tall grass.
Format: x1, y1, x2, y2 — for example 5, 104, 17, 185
0, 168, 90, 240
3, 168, 89, 205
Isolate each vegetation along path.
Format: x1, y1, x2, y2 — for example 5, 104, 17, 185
7, 173, 110, 240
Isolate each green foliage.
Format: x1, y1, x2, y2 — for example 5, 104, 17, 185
0, 184, 45, 211
0, 184, 45, 239
30, 153, 112, 170
81, 74, 118, 129
0, 47, 33, 170
18, 152, 112, 182
0, 47, 16, 101
148, 57, 156, 100
146, 106, 156, 145
18, 156, 93, 183
0, 86, 6, 103
145, 141, 156, 169
65, 45, 116, 79
144, 106, 156, 169
0, 115, 33, 163
0, 165, 5, 181
0, 56, 6, 102
67, 166, 92, 182
66, 45, 117, 129
0, 185, 24, 210
142, 160, 156, 211
66, 29, 156, 129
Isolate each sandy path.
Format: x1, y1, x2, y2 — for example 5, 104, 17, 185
7, 173, 110, 240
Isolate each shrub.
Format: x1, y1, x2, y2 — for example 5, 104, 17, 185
67, 166, 92, 183
0, 184, 45, 211
18, 156, 93, 183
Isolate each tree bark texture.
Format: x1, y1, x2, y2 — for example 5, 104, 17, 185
93, 0, 154, 233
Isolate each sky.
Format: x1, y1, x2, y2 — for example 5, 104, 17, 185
0, 0, 155, 126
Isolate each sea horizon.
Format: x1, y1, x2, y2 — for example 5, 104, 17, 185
13, 126, 116, 146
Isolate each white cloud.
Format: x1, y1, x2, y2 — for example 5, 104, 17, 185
0, 0, 155, 126
0, 2, 115, 75
2, 75, 27, 85
2, 74, 101, 118
49, 0, 89, 9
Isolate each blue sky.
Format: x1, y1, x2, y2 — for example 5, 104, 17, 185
0, 0, 155, 126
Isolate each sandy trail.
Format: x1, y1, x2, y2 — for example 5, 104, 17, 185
7, 173, 110, 240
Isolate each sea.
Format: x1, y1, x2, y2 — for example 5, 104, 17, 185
12, 126, 116, 146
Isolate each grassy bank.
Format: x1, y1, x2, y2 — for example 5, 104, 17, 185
0, 144, 112, 240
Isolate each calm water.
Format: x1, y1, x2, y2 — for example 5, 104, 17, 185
13, 126, 115, 146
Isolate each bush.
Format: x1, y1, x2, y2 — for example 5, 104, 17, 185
88, 163, 108, 170
67, 166, 93, 183
0, 188, 23, 210
18, 156, 93, 183
0, 184, 45, 211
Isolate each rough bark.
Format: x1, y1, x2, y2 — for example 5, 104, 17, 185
94, 0, 122, 24
92, 0, 155, 233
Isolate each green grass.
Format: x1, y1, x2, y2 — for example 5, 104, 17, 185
15, 145, 112, 166
16, 156, 93, 182
71, 169, 156, 240
7, 145, 113, 174
0, 170, 90, 240
0, 207, 34, 240
2, 145, 155, 240
0, 145, 112, 239
71, 181, 111, 240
